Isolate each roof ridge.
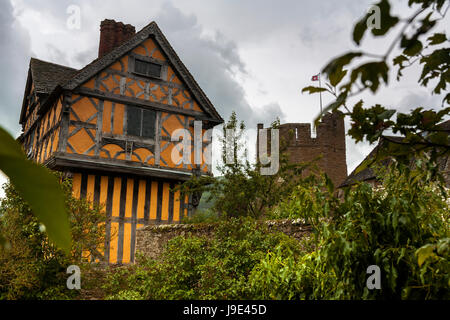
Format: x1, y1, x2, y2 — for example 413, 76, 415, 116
30, 57, 78, 72
150, 22, 222, 121
61, 20, 156, 88
60, 20, 223, 123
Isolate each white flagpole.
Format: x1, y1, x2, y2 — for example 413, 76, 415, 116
319, 73, 323, 114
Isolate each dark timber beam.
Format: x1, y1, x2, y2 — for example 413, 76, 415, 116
45, 154, 211, 181
74, 87, 222, 124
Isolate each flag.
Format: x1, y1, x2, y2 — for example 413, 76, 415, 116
311, 74, 319, 81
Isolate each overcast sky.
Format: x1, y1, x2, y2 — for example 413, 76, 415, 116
1, 0, 448, 195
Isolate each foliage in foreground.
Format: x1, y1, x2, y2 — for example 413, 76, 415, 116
0, 127, 71, 252
0, 175, 106, 300
252, 160, 449, 299
303, 0, 449, 171
103, 161, 449, 300
102, 218, 305, 300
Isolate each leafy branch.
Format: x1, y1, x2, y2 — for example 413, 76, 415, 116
302, 0, 449, 169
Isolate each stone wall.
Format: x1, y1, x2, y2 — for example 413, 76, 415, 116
257, 111, 347, 187
135, 219, 312, 260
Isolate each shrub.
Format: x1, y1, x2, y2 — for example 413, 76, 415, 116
103, 218, 304, 300
258, 160, 449, 300
0, 174, 106, 300
180, 208, 222, 224
248, 249, 335, 300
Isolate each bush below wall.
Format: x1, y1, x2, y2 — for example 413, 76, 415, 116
135, 218, 312, 260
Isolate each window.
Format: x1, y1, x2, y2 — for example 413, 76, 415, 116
126, 106, 156, 139
134, 59, 162, 78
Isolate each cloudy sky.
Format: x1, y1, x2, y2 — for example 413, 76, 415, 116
0, 0, 448, 195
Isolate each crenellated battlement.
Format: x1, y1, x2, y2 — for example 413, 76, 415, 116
257, 111, 347, 186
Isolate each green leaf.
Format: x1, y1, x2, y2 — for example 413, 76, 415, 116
302, 86, 328, 94
416, 244, 436, 267
329, 68, 347, 87
350, 61, 389, 93
371, 0, 399, 37
0, 234, 8, 250
427, 33, 447, 45
314, 92, 347, 126
377, 109, 395, 120
0, 127, 71, 253
443, 93, 450, 105
402, 38, 423, 57
353, 0, 399, 45
393, 55, 408, 66
324, 174, 335, 193
353, 156, 373, 175
353, 17, 368, 45
323, 52, 363, 78
0, 129, 26, 159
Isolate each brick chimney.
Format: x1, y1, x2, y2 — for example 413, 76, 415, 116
98, 19, 136, 58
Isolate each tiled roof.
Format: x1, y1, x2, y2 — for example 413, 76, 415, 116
340, 136, 402, 187
437, 119, 450, 131
340, 124, 450, 188
29, 58, 78, 94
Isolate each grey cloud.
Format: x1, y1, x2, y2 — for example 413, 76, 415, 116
204, 32, 247, 75
46, 43, 70, 66
155, 2, 281, 128
251, 103, 286, 128
5, 0, 427, 177
74, 46, 97, 67
0, 0, 31, 136
191, 0, 373, 44
396, 90, 446, 113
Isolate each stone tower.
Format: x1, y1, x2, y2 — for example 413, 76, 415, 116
257, 111, 347, 186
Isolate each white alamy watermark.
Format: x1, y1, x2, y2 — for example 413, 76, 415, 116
66, 265, 81, 290
366, 265, 381, 290
367, 5, 381, 30
257, 128, 279, 176
170, 121, 279, 175
66, 5, 81, 30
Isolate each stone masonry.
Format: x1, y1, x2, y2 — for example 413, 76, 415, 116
257, 111, 347, 187
135, 219, 312, 260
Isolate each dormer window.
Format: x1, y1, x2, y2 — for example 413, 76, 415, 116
134, 58, 162, 79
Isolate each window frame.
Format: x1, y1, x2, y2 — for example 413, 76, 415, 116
134, 59, 162, 78
125, 105, 156, 140
129, 53, 167, 80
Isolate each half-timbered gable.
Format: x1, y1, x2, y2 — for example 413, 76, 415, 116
19, 59, 78, 163
18, 19, 223, 264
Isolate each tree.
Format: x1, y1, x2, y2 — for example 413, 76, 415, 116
303, 0, 449, 175
0, 127, 70, 252
178, 111, 317, 219
0, 174, 106, 299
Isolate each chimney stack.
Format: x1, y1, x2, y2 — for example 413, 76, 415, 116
98, 19, 136, 58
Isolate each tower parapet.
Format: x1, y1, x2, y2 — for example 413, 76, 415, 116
257, 111, 347, 186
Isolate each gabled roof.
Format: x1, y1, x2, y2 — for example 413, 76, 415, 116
340, 136, 402, 187
30, 58, 78, 94
63, 21, 223, 123
22, 21, 223, 126
437, 119, 450, 131
341, 122, 450, 188
19, 58, 79, 124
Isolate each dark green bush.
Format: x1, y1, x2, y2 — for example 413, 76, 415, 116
0, 174, 106, 300
102, 218, 304, 300
180, 208, 222, 224
251, 161, 449, 300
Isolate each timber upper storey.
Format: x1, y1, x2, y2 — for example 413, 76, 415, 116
18, 20, 224, 180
